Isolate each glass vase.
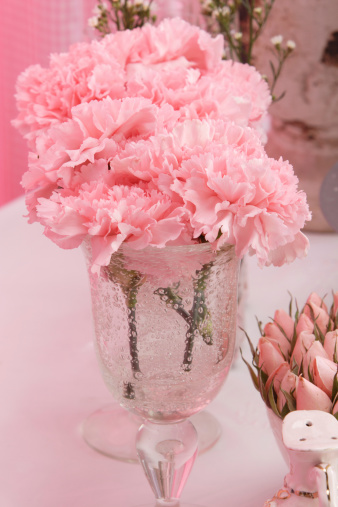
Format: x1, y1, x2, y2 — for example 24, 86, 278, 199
83, 242, 240, 506
82, 404, 221, 463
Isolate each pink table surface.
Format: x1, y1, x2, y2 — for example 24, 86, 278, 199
1, 196, 338, 507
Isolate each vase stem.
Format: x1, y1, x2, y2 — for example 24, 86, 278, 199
136, 420, 198, 503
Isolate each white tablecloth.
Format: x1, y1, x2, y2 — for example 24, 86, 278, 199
1, 196, 338, 507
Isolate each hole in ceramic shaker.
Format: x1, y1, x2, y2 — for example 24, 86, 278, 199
299, 438, 306, 441
306, 421, 313, 427
332, 437, 338, 440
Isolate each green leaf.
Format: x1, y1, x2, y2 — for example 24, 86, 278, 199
289, 324, 298, 357
307, 364, 314, 384
280, 388, 296, 412
240, 349, 259, 391
290, 356, 299, 376
334, 342, 338, 364
294, 299, 300, 323
268, 382, 280, 417
332, 372, 338, 403
258, 367, 268, 403
314, 322, 325, 345
288, 291, 293, 317
239, 326, 257, 362
256, 316, 264, 336
280, 402, 291, 419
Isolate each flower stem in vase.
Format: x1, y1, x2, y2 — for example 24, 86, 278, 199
183, 261, 213, 371
107, 254, 145, 399
155, 262, 214, 372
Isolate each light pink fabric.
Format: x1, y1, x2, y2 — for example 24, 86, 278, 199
0, 0, 97, 207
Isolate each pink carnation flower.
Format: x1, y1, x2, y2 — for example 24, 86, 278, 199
37, 182, 192, 267
14, 19, 310, 270
23, 97, 178, 195
13, 18, 270, 148
167, 120, 310, 266
23, 95, 310, 269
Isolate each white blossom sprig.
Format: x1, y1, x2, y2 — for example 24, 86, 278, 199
269, 35, 296, 102
88, 0, 156, 34
201, 0, 296, 102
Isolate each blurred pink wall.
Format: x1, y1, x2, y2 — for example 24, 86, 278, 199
0, 0, 201, 208
0, 0, 97, 207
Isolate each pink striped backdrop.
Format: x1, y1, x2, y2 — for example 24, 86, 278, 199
0, 0, 201, 207
0, 0, 97, 207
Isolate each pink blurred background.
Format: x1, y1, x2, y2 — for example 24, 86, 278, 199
1, 0, 97, 207
0, 0, 203, 208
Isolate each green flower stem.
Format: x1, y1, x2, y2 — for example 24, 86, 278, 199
192, 262, 214, 344
107, 258, 145, 399
269, 48, 290, 101
154, 262, 214, 372
183, 262, 214, 370
94, 0, 156, 34
126, 285, 141, 376
182, 318, 197, 371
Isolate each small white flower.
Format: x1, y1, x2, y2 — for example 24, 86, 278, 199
254, 7, 262, 15
88, 15, 99, 28
220, 6, 231, 16
271, 35, 283, 47
234, 32, 243, 41
211, 10, 218, 21
203, 0, 213, 10
287, 40, 296, 50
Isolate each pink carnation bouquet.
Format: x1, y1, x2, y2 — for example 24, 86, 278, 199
13, 18, 311, 272
243, 292, 338, 419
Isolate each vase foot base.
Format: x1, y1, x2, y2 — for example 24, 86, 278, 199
137, 503, 206, 507
81, 404, 221, 463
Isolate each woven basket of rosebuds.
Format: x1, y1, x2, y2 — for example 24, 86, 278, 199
242, 292, 338, 419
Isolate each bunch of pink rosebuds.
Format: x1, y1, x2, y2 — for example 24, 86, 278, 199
243, 292, 338, 419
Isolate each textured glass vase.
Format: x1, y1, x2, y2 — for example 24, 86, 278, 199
84, 242, 240, 506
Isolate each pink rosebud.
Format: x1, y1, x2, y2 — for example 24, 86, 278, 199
265, 362, 290, 398
302, 340, 329, 380
296, 313, 314, 336
274, 309, 295, 339
305, 292, 328, 313
334, 292, 338, 319
264, 324, 291, 360
296, 376, 332, 412
264, 309, 294, 359
304, 299, 332, 335
324, 329, 338, 362
313, 356, 338, 398
258, 337, 285, 377
277, 371, 299, 413
290, 331, 315, 369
